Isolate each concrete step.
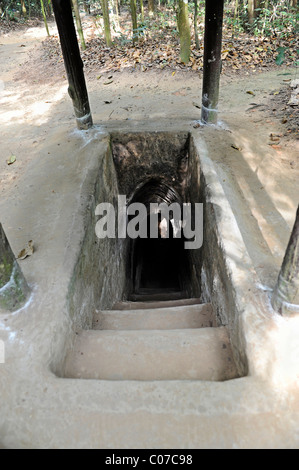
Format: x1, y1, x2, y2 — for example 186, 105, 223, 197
113, 297, 202, 310
93, 303, 216, 330
64, 327, 239, 381
129, 291, 187, 302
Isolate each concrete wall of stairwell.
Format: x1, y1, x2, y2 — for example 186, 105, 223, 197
66, 143, 127, 335
192, 135, 248, 377
62, 131, 248, 379
110, 131, 190, 200
187, 137, 203, 298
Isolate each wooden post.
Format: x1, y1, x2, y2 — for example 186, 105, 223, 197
52, 0, 93, 130
201, 0, 224, 124
271, 205, 299, 315
0, 223, 30, 312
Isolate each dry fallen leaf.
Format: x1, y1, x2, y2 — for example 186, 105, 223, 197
269, 133, 281, 141
6, 155, 16, 165
231, 144, 242, 151
193, 122, 203, 128
17, 240, 34, 260
246, 91, 255, 96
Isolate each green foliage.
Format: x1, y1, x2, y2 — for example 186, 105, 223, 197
252, 3, 299, 38
0, 0, 52, 19
276, 46, 286, 64
225, 0, 298, 38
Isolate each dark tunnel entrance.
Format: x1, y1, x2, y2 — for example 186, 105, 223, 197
128, 179, 191, 301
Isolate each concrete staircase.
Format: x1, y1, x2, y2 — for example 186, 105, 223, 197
64, 299, 239, 382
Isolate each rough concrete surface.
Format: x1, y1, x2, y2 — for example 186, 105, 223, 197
93, 303, 216, 330
0, 23, 299, 449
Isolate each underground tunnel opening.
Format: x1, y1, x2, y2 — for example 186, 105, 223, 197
128, 179, 191, 301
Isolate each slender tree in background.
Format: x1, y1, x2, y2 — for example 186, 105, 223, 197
52, 0, 93, 130
100, 0, 112, 46
271, 205, 299, 315
194, 0, 200, 49
40, 0, 50, 36
71, 0, 86, 50
232, 0, 239, 37
20, 0, 27, 17
201, 0, 224, 124
83, 0, 90, 14
114, 0, 120, 29
130, 0, 138, 44
148, 0, 155, 16
248, 0, 255, 25
140, 0, 144, 23
178, 0, 191, 64
234, 0, 239, 22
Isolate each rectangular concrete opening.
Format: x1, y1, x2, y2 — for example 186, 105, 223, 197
58, 131, 248, 382
111, 132, 200, 303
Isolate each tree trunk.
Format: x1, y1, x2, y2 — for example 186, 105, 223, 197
194, 0, 200, 50
52, 0, 93, 130
140, 0, 144, 23
100, 0, 112, 47
83, 0, 90, 14
45, 0, 51, 17
114, 0, 120, 27
271, 206, 299, 315
130, 0, 138, 44
234, 0, 239, 20
248, 0, 255, 25
201, 0, 224, 124
40, 0, 50, 36
232, 0, 239, 37
255, 0, 266, 16
148, 0, 155, 16
71, 0, 86, 50
178, 0, 191, 64
290, 0, 297, 7
20, 0, 27, 17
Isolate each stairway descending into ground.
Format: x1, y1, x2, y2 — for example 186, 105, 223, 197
64, 298, 239, 382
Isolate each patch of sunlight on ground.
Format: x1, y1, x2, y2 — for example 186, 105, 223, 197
0, 85, 66, 126
23, 23, 57, 40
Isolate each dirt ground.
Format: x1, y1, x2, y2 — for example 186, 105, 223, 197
0, 20, 298, 289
